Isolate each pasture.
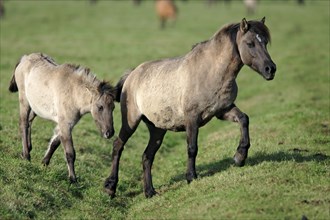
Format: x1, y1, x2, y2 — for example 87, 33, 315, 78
0, 1, 329, 219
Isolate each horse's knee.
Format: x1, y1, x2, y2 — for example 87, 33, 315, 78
239, 113, 249, 127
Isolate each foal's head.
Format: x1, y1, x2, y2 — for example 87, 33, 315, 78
91, 82, 116, 139
236, 17, 276, 80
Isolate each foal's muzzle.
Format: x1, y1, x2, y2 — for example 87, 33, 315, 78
104, 129, 114, 139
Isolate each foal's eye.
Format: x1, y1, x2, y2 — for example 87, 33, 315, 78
98, 106, 104, 112
247, 42, 255, 48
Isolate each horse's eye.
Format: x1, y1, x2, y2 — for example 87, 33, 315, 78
98, 106, 104, 112
247, 42, 255, 48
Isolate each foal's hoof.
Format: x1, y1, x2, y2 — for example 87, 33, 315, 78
69, 176, 78, 184
41, 158, 50, 166
21, 153, 31, 161
104, 177, 117, 198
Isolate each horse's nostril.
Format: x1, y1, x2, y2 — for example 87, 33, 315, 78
265, 66, 270, 73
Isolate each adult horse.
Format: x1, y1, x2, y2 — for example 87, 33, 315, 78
105, 18, 276, 198
9, 53, 117, 183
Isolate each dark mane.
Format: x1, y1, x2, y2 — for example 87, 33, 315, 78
98, 81, 116, 98
248, 20, 271, 43
215, 19, 271, 44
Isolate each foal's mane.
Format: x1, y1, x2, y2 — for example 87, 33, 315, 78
65, 63, 115, 97
38, 53, 114, 97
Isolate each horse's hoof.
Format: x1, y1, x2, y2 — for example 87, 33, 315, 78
104, 177, 117, 198
145, 189, 158, 198
186, 172, 197, 184
233, 153, 246, 167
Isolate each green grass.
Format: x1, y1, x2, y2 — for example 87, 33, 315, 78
0, 0, 329, 219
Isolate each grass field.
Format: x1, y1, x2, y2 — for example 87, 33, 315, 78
0, 0, 329, 219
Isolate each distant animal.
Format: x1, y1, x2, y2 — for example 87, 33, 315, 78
104, 17, 276, 198
9, 53, 117, 183
0, 0, 4, 19
155, 0, 177, 29
244, 0, 257, 15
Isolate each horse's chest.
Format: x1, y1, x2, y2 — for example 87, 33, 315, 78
200, 83, 238, 120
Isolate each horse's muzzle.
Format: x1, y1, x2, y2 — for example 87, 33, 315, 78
263, 62, 276, 80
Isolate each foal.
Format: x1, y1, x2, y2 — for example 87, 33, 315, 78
9, 53, 117, 183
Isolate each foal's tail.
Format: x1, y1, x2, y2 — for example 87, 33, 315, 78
115, 69, 133, 102
8, 60, 20, 93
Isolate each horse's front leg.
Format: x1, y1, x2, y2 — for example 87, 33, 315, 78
58, 125, 76, 183
186, 120, 199, 183
217, 104, 250, 166
104, 127, 133, 198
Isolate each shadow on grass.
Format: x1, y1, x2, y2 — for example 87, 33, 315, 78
170, 150, 329, 183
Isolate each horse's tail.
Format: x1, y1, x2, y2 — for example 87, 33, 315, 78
115, 69, 133, 102
8, 59, 21, 93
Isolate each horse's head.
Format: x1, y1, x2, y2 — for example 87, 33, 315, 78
236, 17, 276, 80
91, 82, 116, 139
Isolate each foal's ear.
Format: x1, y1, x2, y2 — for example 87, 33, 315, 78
240, 18, 249, 33
261, 17, 266, 24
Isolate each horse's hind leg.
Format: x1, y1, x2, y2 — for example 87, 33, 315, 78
42, 126, 61, 166
142, 122, 166, 198
185, 119, 199, 183
217, 104, 250, 166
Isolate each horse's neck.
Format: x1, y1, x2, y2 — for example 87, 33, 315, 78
206, 37, 243, 81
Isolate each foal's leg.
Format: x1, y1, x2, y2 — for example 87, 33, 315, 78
217, 104, 250, 166
42, 126, 61, 166
142, 122, 166, 198
27, 111, 36, 153
18, 97, 33, 160
186, 120, 199, 183
58, 124, 76, 183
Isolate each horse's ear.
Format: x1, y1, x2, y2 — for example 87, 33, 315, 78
261, 17, 266, 24
240, 18, 249, 33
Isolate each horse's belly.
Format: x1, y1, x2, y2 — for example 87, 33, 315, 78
144, 106, 185, 131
